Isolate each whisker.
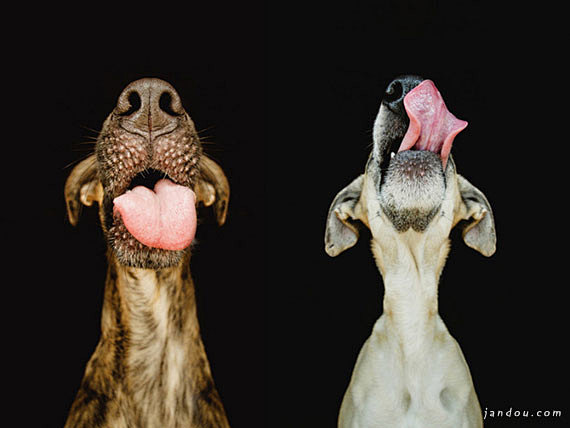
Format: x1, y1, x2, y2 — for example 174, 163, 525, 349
196, 125, 216, 136
197, 136, 215, 143
70, 142, 97, 153
79, 124, 102, 136
73, 141, 97, 146
63, 151, 95, 170
200, 141, 221, 150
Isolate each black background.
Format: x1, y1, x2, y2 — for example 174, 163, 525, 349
266, 2, 567, 427
18, 67, 267, 427
9, 1, 568, 428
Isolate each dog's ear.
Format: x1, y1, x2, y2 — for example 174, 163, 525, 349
324, 175, 364, 257
64, 154, 103, 226
195, 155, 230, 226
456, 175, 496, 257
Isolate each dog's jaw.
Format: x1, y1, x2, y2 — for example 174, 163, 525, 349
378, 151, 447, 232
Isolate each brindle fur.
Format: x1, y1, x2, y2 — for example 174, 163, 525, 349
64, 78, 231, 428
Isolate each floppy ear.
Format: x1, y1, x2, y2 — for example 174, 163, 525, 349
456, 175, 496, 257
64, 154, 103, 226
195, 155, 230, 226
324, 175, 364, 257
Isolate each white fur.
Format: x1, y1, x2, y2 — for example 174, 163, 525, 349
338, 172, 483, 428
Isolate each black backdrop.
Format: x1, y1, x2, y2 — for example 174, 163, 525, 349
265, 2, 567, 427
9, 1, 568, 428
21, 67, 267, 427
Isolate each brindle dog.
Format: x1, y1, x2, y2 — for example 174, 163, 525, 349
64, 78, 231, 428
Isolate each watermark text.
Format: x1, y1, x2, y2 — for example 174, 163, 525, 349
483, 407, 562, 420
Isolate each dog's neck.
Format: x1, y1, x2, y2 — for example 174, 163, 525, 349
371, 233, 448, 357
97, 250, 229, 426
101, 252, 202, 359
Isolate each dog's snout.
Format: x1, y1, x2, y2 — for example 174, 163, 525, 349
115, 78, 184, 137
383, 75, 424, 115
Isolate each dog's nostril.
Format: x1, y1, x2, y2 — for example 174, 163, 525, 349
383, 75, 424, 115
159, 91, 180, 116
385, 81, 403, 104
114, 79, 184, 136
118, 91, 142, 117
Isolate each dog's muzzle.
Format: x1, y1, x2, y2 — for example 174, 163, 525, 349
375, 75, 468, 231
96, 78, 202, 267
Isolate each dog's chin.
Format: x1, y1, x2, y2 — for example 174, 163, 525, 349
100, 167, 197, 269
107, 215, 188, 269
379, 150, 445, 232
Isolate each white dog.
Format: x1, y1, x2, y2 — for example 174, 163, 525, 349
325, 75, 495, 428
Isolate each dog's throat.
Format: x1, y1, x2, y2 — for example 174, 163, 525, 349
113, 178, 197, 251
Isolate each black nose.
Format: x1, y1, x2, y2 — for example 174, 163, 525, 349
115, 78, 184, 138
383, 75, 424, 115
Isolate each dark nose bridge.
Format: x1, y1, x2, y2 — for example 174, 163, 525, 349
383, 74, 424, 115
115, 78, 184, 137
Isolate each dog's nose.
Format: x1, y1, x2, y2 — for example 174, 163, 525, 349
115, 78, 184, 137
383, 75, 424, 115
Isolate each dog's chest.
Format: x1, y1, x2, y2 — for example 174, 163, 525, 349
128, 336, 193, 420
340, 318, 477, 428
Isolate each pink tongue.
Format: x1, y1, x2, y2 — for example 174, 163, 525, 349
398, 79, 468, 168
113, 179, 197, 251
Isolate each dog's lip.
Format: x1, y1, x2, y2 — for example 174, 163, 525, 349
111, 166, 193, 200
125, 168, 178, 192
385, 147, 453, 176
378, 145, 448, 185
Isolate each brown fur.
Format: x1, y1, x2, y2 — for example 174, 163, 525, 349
64, 78, 231, 428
